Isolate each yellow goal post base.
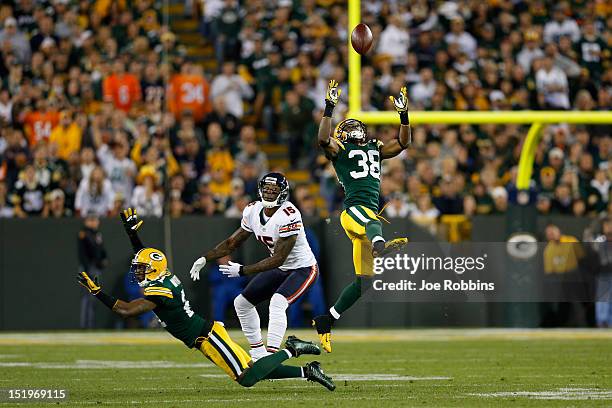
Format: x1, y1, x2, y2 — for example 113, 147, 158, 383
347, 0, 612, 190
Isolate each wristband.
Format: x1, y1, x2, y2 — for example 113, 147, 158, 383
399, 111, 409, 125
324, 101, 335, 117
239, 265, 245, 276
95, 291, 118, 310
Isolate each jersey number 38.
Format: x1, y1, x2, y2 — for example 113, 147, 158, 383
349, 150, 380, 180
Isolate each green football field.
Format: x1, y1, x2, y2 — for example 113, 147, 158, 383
0, 329, 610, 407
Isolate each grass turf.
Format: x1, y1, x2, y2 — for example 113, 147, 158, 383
0, 329, 610, 407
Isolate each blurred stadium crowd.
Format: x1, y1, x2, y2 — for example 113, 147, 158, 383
0, 0, 610, 233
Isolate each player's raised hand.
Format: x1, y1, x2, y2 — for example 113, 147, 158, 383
325, 79, 341, 106
389, 86, 409, 113
77, 271, 101, 295
189, 257, 207, 281
220, 261, 243, 278
120, 208, 143, 231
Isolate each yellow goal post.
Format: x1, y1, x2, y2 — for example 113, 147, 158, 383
347, 0, 612, 190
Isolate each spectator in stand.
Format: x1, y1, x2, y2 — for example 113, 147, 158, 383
0, 17, 30, 63
235, 138, 268, 179
384, 192, 411, 218
279, 90, 315, 168
543, 6, 580, 44
445, 16, 477, 59
96, 134, 137, 203
131, 170, 163, 218
211, 61, 253, 119
74, 166, 114, 217
103, 60, 141, 114
410, 193, 440, 235
536, 56, 570, 109
410, 68, 436, 108
43, 188, 71, 218
517, 30, 544, 73
10, 164, 47, 217
377, 15, 410, 65
167, 62, 211, 123
49, 111, 82, 161
21, 99, 59, 147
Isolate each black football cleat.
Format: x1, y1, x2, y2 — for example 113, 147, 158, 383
284, 335, 321, 357
312, 314, 333, 353
304, 361, 336, 391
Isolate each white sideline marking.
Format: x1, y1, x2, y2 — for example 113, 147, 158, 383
0, 360, 213, 369
470, 388, 612, 400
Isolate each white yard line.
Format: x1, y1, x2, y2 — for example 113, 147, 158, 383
469, 388, 612, 401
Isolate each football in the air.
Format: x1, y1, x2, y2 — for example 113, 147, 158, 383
351, 23, 373, 55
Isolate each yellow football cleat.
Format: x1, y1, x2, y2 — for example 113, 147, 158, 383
373, 237, 409, 257
312, 315, 334, 353
318, 333, 332, 353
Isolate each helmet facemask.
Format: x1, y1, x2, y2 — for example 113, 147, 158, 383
335, 119, 368, 145
258, 173, 290, 208
130, 249, 167, 287
130, 261, 155, 287
260, 183, 282, 208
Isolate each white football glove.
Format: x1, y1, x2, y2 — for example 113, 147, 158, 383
189, 257, 207, 281
220, 261, 243, 278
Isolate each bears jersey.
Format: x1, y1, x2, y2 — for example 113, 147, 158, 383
142, 274, 208, 348
241, 201, 316, 271
332, 140, 382, 212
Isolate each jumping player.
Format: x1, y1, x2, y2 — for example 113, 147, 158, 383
189, 173, 318, 360
77, 208, 334, 391
312, 80, 412, 352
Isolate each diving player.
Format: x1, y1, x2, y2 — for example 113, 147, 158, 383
312, 80, 412, 352
189, 172, 318, 361
77, 208, 335, 391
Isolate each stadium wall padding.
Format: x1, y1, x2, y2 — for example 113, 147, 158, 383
0, 216, 592, 330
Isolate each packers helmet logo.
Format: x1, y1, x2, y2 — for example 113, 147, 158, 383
149, 252, 164, 261
506, 233, 538, 260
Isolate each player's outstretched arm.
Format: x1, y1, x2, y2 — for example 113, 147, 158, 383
120, 208, 145, 253
190, 227, 251, 280
112, 298, 156, 318
380, 86, 412, 159
76, 271, 156, 318
220, 235, 298, 277
318, 79, 341, 159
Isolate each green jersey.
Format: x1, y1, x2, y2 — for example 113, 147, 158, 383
332, 140, 382, 211
143, 274, 208, 348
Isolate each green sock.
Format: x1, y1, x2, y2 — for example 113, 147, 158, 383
238, 350, 290, 387
333, 277, 362, 315
265, 365, 303, 379
365, 219, 383, 243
